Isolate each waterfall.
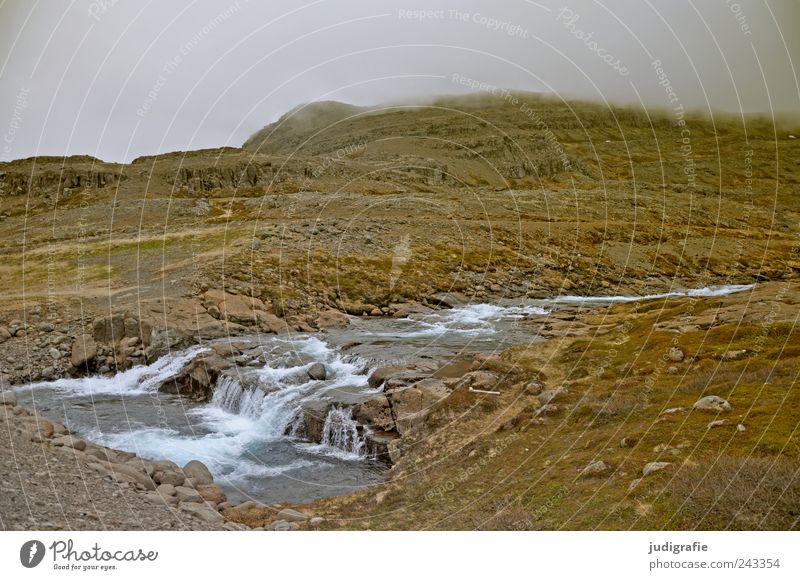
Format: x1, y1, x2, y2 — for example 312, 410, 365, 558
321, 406, 365, 456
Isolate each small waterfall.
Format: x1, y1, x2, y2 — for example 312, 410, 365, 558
212, 375, 269, 418
321, 406, 365, 456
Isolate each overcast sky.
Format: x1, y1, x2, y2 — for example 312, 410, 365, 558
1, 0, 798, 163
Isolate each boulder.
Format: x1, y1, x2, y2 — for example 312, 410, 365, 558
0, 326, 11, 343
0, 390, 17, 406
389, 302, 433, 318
642, 461, 672, 477
160, 353, 231, 401
389, 379, 450, 434
181, 502, 224, 523
307, 362, 327, 381
693, 395, 732, 413
271, 519, 292, 531
93, 314, 126, 344
52, 435, 86, 451
175, 485, 203, 503
354, 396, 395, 431
157, 484, 177, 497
105, 463, 157, 491
580, 460, 611, 478
38, 322, 55, 333
183, 459, 214, 484
428, 292, 467, 308
666, 347, 685, 362
70, 334, 97, 369
367, 365, 404, 388
316, 309, 349, 330
197, 483, 226, 504
299, 402, 331, 443
153, 467, 186, 487
20, 416, 54, 438
277, 508, 310, 522
536, 387, 568, 405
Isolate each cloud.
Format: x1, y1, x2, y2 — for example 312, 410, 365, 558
0, 0, 797, 162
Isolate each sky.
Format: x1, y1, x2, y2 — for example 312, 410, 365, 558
1, 0, 798, 163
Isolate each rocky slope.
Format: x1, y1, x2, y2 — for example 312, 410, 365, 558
1, 92, 798, 530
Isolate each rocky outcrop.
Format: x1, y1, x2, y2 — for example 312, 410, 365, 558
70, 334, 97, 369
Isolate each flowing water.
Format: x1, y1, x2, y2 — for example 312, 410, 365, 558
14, 284, 752, 504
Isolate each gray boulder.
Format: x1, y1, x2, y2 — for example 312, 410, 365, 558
693, 395, 732, 413
183, 459, 214, 484
307, 362, 327, 381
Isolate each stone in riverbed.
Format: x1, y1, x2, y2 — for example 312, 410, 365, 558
52, 435, 86, 451
354, 395, 394, 431
183, 460, 214, 484
316, 309, 349, 330
307, 362, 327, 381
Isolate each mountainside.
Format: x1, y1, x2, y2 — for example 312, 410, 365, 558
1, 92, 798, 531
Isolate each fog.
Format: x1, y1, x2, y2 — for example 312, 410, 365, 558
1, 0, 798, 162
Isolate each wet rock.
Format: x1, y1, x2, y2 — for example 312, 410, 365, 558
197, 484, 226, 504
693, 395, 732, 413
298, 402, 331, 443
307, 362, 327, 381
536, 387, 567, 406
183, 460, 214, 485
161, 353, 231, 401
70, 334, 97, 369
428, 292, 467, 308
52, 435, 86, 451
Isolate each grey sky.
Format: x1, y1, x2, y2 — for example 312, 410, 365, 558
1, 0, 798, 163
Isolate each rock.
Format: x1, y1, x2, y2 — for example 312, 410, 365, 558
458, 371, 499, 390
309, 517, 324, 526
389, 302, 433, 318
375, 490, 389, 504
666, 347, 685, 362
0, 390, 17, 406
580, 460, 611, 478
642, 461, 672, 477
183, 460, 214, 484
48, 347, 62, 360
93, 314, 125, 344
536, 387, 567, 405
369, 308, 382, 317
52, 435, 86, 451
154, 469, 185, 487
0, 326, 11, 343
316, 309, 349, 330
175, 486, 203, 503
160, 353, 231, 401
428, 292, 467, 308
737, 423, 746, 432
368, 365, 404, 388
157, 484, 176, 497
277, 508, 309, 522
628, 478, 643, 493
535, 404, 560, 416
197, 484, 226, 504
721, 349, 747, 361
620, 436, 638, 448
271, 519, 291, 531
181, 503, 224, 523
524, 381, 544, 396
105, 463, 157, 491
354, 396, 394, 431
38, 322, 55, 332
307, 362, 327, 381
70, 334, 97, 369
693, 395, 732, 412
390, 379, 450, 434
20, 416, 54, 439
707, 419, 726, 429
